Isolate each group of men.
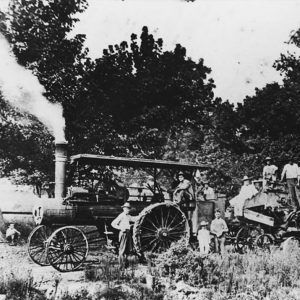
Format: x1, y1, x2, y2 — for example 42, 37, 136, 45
112, 157, 300, 266
171, 170, 215, 204
229, 156, 300, 216
111, 170, 219, 267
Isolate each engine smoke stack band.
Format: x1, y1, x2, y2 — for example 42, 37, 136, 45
55, 141, 68, 199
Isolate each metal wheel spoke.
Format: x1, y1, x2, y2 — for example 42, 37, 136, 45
70, 252, 83, 262
166, 212, 181, 230
168, 230, 185, 236
160, 207, 165, 228
140, 233, 157, 238
28, 225, 51, 266
140, 225, 157, 233
164, 209, 171, 228
46, 226, 88, 272
152, 212, 161, 228
169, 220, 186, 231
133, 203, 189, 255
144, 218, 160, 230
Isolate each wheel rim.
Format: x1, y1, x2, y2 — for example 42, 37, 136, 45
47, 226, 88, 272
236, 226, 260, 252
28, 225, 51, 266
133, 202, 189, 254
255, 234, 273, 249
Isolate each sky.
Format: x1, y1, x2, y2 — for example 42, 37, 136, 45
1, 0, 300, 104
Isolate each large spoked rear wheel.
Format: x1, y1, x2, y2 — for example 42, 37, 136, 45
28, 225, 52, 266
133, 202, 190, 254
47, 226, 89, 272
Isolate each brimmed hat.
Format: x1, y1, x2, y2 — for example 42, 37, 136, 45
200, 221, 208, 226
265, 157, 271, 161
122, 202, 131, 209
177, 171, 185, 177
242, 175, 250, 181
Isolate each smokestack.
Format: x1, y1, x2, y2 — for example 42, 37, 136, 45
55, 141, 68, 199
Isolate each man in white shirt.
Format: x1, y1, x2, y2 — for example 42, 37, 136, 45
263, 157, 278, 190
210, 209, 228, 254
111, 202, 138, 267
230, 176, 258, 216
281, 158, 300, 210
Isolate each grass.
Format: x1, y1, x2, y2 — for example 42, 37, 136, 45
1, 238, 300, 299
0, 271, 47, 300
150, 238, 300, 299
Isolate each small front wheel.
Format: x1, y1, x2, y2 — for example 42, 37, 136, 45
46, 226, 89, 272
28, 225, 52, 266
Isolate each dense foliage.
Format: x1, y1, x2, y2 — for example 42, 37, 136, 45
1, 0, 300, 192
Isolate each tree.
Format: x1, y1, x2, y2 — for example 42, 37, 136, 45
68, 26, 216, 158
0, 0, 89, 181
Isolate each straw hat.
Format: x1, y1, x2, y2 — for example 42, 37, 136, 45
122, 202, 131, 209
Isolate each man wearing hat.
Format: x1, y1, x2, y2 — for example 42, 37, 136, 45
111, 202, 138, 267
197, 220, 210, 255
203, 181, 215, 200
173, 171, 192, 204
263, 157, 278, 190
230, 175, 258, 216
281, 157, 300, 210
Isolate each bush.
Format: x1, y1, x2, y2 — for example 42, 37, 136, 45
151, 238, 300, 299
152, 238, 205, 286
0, 271, 46, 300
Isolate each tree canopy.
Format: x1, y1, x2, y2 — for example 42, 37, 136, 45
1, 0, 300, 193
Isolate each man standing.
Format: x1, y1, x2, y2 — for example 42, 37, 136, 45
210, 209, 228, 255
281, 158, 300, 210
263, 157, 278, 190
191, 171, 204, 201
203, 181, 215, 200
111, 202, 138, 268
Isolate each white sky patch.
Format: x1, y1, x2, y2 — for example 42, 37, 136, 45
73, 0, 300, 103
1, 0, 300, 103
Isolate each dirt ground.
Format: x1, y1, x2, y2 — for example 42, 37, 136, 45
0, 239, 124, 298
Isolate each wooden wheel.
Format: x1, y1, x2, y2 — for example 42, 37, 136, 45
235, 226, 260, 253
255, 234, 273, 249
28, 225, 52, 266
47, 226, 88, 272
133, 202, 190, 254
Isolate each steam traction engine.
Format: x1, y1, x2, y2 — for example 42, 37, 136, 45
28, 142, 226, 272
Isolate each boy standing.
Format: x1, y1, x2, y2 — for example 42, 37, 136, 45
210, 209, 228, 254
111, 202, 138, 267
197, 221, 210, 256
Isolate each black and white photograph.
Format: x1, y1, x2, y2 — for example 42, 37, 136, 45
1, 0, 300, 299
